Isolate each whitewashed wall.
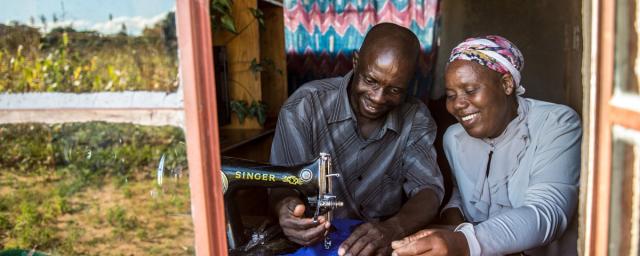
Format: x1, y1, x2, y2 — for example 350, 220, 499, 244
0, 89, 184, 127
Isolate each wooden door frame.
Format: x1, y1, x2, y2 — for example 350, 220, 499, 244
176, 0, 640, 254
589, 0, 614, 254
589, 0, 640, 254
176, 0, 229, 255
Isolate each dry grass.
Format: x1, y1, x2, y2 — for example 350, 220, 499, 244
0, 171, 194, 255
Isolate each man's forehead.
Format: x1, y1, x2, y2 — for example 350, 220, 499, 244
372, 50, 398, 65
360, 47, 402, 64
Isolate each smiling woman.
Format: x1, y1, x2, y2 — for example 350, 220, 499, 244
444, 60, 518, 139
392, 35, 582, 256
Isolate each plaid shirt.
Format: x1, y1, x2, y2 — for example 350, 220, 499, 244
270, 71, 443, 221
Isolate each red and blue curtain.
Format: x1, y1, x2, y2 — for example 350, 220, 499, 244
284, 0, 440, 99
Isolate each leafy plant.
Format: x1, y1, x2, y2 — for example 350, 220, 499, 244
249, 58, 265, 79
230, 100, 250, 123
0, 122, 187, 178
230, 100, 267, 125
249, 100, 268, 125
0, 16, 179, 93
210, 0, 237, 33
5, 200, 56, 249
249, 8, 264, 28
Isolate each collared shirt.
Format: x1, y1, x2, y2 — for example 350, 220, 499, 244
270, 71, 443, 221
443, 97, 581, 255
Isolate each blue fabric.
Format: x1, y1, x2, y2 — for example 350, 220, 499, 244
283, 219, 363, 256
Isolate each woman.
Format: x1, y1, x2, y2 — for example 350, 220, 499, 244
391, 35, 581, 256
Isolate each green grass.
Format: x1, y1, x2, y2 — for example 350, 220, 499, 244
0, 122, 193, 255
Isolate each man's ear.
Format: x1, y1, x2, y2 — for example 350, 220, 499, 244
352, 51, 359, 71
501, 74, 515, 96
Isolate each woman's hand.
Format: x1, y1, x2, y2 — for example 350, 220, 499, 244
391, 229, 469, 256
276, 197, 330, 246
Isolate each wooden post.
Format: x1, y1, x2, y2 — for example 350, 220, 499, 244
176, 0, 228, 255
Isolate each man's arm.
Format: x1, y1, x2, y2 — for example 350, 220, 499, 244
339, 106, 444, 256
270, 99, 314, 166
338, 189, 440, 256
439, 186, 465, 226
269, 97, 330, 246
383, 188, 441, 239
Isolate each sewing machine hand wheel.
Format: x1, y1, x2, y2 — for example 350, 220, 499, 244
312, 153, 343, 249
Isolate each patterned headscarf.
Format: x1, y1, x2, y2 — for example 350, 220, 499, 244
449, 35, 526, 95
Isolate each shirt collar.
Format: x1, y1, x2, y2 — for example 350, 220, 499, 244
381, 104, 401, 134
328, 71, 402, 134
481, 96, 530, 147
328, 71, 355, 123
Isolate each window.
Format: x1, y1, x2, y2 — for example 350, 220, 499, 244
588, 0, 640, 254
0, 1, 197, 255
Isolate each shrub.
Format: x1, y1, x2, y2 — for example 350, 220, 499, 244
0, 19, 178, 93
0, 124, 54, 174
0, 122, 187, 181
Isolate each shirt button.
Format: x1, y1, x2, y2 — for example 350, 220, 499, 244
357, 175, 363, 181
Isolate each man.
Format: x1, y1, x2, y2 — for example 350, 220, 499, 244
270, 23, 443, 256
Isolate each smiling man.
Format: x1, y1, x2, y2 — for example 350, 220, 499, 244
270, 23, 444, 256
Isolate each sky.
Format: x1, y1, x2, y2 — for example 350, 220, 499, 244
0, 0, 175, 35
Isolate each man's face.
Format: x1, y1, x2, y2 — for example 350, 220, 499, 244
350, 50, 414, 121
444, 60, 515, 138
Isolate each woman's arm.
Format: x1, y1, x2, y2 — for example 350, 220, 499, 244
392, 108, 582, 256
469, 109, 582, 254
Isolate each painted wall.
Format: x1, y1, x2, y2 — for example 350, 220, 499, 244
433, 0, 583, 114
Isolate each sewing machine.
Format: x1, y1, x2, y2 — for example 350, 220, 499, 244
220, 153, 344, 253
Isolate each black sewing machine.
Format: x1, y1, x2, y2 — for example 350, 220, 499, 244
220, 153, 343, 254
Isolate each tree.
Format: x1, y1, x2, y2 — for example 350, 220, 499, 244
119, 23, 127, 35
40, 14, 47, 32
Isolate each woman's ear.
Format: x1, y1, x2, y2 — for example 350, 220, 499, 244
501, 74, 515, 96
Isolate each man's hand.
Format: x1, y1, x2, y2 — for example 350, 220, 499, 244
336, 189, 441, 256
390, 229, 469, 256
337, 221, 401, 256
276, 197, 330, 246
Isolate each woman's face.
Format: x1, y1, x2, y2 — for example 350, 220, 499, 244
444, 60, 517, 138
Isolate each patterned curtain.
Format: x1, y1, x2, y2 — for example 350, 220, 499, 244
284, 0, 440, 99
